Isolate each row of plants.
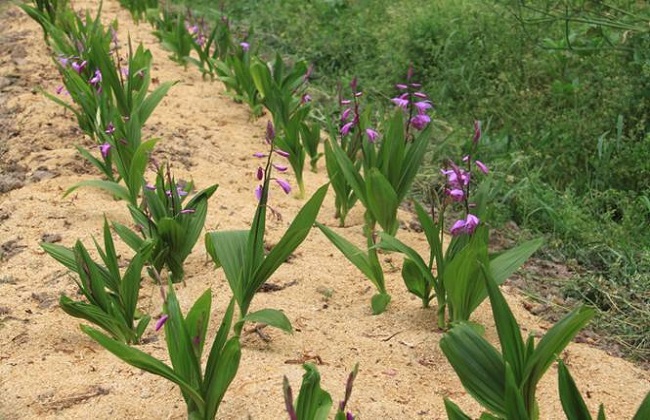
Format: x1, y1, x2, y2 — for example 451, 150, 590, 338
193, 0, 650, 363
19, 0, 650, 418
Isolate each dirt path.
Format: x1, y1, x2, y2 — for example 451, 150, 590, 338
0, 1, 648, 419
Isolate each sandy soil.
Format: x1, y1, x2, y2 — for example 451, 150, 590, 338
0, 1, 648, 419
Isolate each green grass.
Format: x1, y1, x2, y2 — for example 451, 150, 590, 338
179, 0, 650, 363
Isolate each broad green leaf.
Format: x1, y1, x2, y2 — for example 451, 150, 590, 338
41, 243, 77, 272
81, 325, 205, 410
205, 298, 236, 388
440, 323, 506, 417
483, 264, 526, 383
205, 337, 241, 420
413, 201, 442, 267
401, 258, 427, 299
237, 308, 293, 333
490, 238, 543, 285
371, 293, 391, 315
365, 168, 399, 235
558, 360, 592, 420
119, 253, 145, 328
295, 364, 333, 420
327, 138, 368, 207
252, 184, 328, 299
112, 221, 146, 252
64, 180, 131, 202
205, 230, 248, 306
633, 392, 650, 420
59, 296, 128, 343
164, 287, 202, 395
137, 81, 175, 125
185, 289, 212, 360
524, 306, 594, 396
504, 362, 530, 419
315, 223, 376, 285
444, 398, 472, 420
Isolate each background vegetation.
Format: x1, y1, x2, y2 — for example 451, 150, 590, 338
177, 0, 650, 363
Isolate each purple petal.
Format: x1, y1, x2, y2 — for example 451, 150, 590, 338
99, 143, 111, 159
341, 121, 355, 136
340, 99, 352, 105
465, 214, 480, 233
414, 101, 433, 113
395, 83, 408, 90
105, 122, 115, 135
266, 121, 275, 143
255, 185, 263, 201
275, 178, 292, 194
341, 108, 352, 122
365, 128, 379, 143
475, 160, 489, 174
272, 163, 288, 172
240, 42, 250, 51
447, 188, 465, 201
275, 149, 290, 158
413, 92, 428, 99
256, 166, 264, 180
253, 152, 267, 158
180, 208, 196, 214
155, 314, 169, 331
450, 219, 466, 236
410, 113, 431, 130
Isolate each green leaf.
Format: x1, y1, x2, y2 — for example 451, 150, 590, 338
315, 223, 377, 286
237, 308, 293, 333
295, 364, 333, 420
558, 360, 593, 420
444, 399, 472, 420
365, 168, 399, 235
326, 138, 368, 207
371, 293, 391, 315
440, 323, 506, 417
633, 392, 650, 420
185, 289, 212, 360
482, 264, 526, 384
81, 325, 205, 410
490, 238, 543, 285
64, 180, 131, 202
205, 230, 248, 307
251, 184, 328, 299
205, 298, 236, 387
523, 306, 594, 397
137, 81, 175, 125
59, 296, 128, 343
401, 258, 427, 299
504, 362, 530, 420
41, 243, 77, 272
204, 337, 241, 420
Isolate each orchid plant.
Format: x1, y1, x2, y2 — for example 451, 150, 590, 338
41, 219, 152, 344
250, 53, 319, 196
205, 121, 328, 333
83, 282, 242, 420
441, 266, 641, 420
317, 72, 433, 314
377, 122, 542, 328
118, 0, 158, 24
152, 7, 195, 67
284, 363, 359, 420
113, 163, 218, 284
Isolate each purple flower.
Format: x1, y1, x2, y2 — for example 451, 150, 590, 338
253, 152, 267, 158
155, 314, 169, 331
240, 42, 250, 51
395, 83, 408, 90
89, 69, 102, 85
177, 186, 188, 197
58, 56, 69, 67
266, 121, 275, 143
341, 108, 352, 122
275, 178, 292, 194
465, 214, 480, 233
273, 163, 288, 172
55, 85, 65, 95
99, 143, 111, 159
391, 94, 409, 110
413, 92, 428, 99
255, 185, 263, 201
450, 214, 480, 236
105, 122, 115, 135
340, 99, 352, 105
447, 188, 465, 201
341, 121, 355, 136
256, 167, 264, 180
145, 183, 156, 191
450, 219, 467, 236
410, 113, 431, 130
414, 101, 433, 113
475, 160, 489, 174
346, 413, 355, 420
275, 148, 290, 158
71, 60, 86, 73
365, 128, 379, 143
301, 94, 311, 104
180, 208, 196, 214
